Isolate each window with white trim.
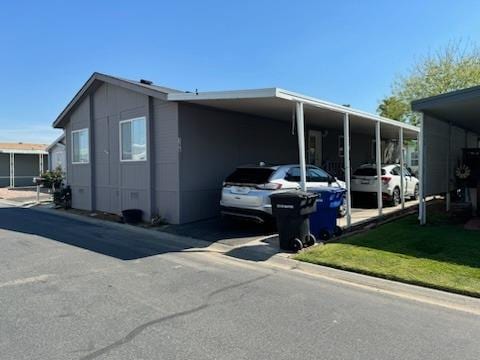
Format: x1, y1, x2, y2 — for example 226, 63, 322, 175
120, 117, 147, 161
410, 151, 419, 167
72, 129, 89, 164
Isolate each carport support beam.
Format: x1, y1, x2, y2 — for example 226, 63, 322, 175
375, 121, 383, 217
343, 113, 352, 227
399, 127, 405, 210
9, 153, 15, 188
296, 102, 307, 191
446, 122, 452, 212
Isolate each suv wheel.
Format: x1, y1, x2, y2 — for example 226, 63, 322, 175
391, 187, 401, 206
411, 184, 419, 200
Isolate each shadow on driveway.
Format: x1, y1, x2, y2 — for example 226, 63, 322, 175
160, 217, 275, 247
0, 206, 210, 260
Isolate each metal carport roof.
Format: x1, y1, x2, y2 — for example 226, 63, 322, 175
168, 88, 420, 140
412, 86, 480, 224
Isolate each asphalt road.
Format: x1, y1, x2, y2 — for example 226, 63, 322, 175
0, 204, 479, 360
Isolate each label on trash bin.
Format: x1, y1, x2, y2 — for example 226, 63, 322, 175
277, 204, 294, 209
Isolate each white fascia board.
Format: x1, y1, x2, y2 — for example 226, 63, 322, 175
167, 88, 277, 101
0, 149, 48, 155
275, 88, 420, 133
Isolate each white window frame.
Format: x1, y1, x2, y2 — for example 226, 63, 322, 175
71, 128, 89, 164
119, 117, 147, 162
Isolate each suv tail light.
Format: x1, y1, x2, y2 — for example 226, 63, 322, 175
256, 183, 282, 190
381, 176, 392, 185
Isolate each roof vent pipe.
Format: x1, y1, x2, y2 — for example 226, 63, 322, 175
140, 79, 153, 85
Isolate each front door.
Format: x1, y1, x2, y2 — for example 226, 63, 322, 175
307, 130, 323, 167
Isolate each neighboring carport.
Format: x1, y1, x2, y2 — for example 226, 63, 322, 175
169, 88, 420, 228
0, 143, 48, 188
412, 86, 480, 224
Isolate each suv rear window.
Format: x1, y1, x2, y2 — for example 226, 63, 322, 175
354, 168, 386, 176
225, 168, 275, 184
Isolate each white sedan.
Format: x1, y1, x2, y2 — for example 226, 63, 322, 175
351, 164, 419, 206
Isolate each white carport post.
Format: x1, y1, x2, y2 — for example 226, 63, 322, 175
296, 102, 307, 191
9, 152, 15, 188
375, 121, 383, 216
446, 123, 452, 212
399, 127, 405, 210
39, 154, 44, 175
343, 113, 352, 227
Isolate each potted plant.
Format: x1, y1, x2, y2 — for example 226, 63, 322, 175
41, 166, 64, 191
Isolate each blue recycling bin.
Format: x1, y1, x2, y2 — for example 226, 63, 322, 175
309, 187, 346, 240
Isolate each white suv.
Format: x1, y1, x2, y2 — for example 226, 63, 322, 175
220, 164, 346, 224
351, 164, 419, 206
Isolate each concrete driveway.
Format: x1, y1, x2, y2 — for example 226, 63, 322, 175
1, 203, 479, 360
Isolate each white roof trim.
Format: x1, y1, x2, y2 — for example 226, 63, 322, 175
167, 88, 277, 101
167, 87, 419, 133
0, 149, 48, 155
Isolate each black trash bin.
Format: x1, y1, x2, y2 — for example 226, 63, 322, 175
122, 209, 143, 224
270, 191, 318, 251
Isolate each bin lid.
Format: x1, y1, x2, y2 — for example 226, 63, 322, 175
270, 190, 318, 200
308, 186, 346, 194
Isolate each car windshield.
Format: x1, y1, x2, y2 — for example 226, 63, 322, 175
354, 168, 386, 176
225, 168, 275, 184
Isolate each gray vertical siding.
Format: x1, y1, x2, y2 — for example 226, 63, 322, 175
153, 99, 180, 224
178, 103, 298, 223
319, 129, 374, 174
66, 98, 92, 210
423, 114, 450, 195
93, 83, 150, 219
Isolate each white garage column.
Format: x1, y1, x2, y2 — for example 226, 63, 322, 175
296, 102, 307, 191
343, 113, 352, 227
375, 121, 383, 216
399, 127, 405, 210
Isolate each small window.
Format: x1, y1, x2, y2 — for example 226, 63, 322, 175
307, 167, 331, 182
338, 135, 344, 158
72, 129, 89, 164
120, 117, 147, 161
354, 167, 386, 176
410, 151, 419, 167
390, 166, 401, 176
285, 167, 301, 182
225, 168, 275, 184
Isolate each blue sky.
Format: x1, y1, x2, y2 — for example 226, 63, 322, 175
1, 0, 479, 143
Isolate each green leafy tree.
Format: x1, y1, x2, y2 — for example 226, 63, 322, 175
378, 42, 480, 125
377, 96, 409, 121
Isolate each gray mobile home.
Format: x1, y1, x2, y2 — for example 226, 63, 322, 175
53, 73, 418, 224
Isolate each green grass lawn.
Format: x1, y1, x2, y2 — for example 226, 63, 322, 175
295, 212, 480, 297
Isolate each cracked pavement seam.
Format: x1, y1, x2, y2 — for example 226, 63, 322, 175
79, 273, 272, 360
